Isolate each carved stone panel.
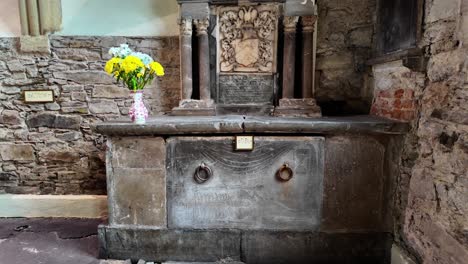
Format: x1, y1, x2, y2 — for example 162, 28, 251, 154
218, 74, 274, 105
217, 5, 279, 73
167, 136, 324, 230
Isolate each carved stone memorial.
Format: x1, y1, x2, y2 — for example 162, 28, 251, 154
96, 0, 408, 263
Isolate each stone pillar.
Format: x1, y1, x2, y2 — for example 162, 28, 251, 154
301, 16, 317, 99
282, 16, 299, 99
26, 0, 40, 36
274, 14, 321, 117
180, 18, 193, 101
195, 18, 211, 101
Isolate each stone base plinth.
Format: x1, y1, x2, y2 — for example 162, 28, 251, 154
274, 98, 321, 117
98, 225, 391, 263
171, 99, 215, 116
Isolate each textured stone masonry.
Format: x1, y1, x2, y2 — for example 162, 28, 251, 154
371, 0, 468, 262
0, 36, 180, 194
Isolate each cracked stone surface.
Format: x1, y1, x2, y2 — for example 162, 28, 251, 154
0, 218, 104, 264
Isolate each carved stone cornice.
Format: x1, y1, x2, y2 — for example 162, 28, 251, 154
179, 17, 193, 36
301, 15, 317, 32
194, 18, 210, 36
283, 16, 299, 33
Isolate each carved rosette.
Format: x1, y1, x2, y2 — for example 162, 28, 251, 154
301, 16, 317, 33
283, 16, 299, 33
194, 18, 210, 36
218, 5, 278, 73
179, 17, 193, 36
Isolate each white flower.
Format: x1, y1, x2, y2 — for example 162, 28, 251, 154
131, 52, 153, 66
109, 44, 133, 58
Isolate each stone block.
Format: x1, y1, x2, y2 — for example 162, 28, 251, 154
0, 144, 35, 161
53, 71, 114, 84
93, 85, 129, 98
241, 231, 391, 264
167, 137, 324, 230
62, 85, 85, 93
26, 113, 81, 130
110, 137, 165, 169
89, 100, 120, 114
0, 110, 22, 126
56, 131, 82, 141
54, 48, 102, 61
0, 87, 21, 94
100, 226, 241, 262
6, 60, 25, 72
284, 0, 315, 16
321, 136, 389, 232
108, 168, 166, 227
38, 148, 80, 163
426, 0, 460, 23
316, 52, 354, 70
20, 35, 51, 53
180, 2, 210, 20
349, 26, 373, 47
107, 137, 166, 226
71, 91, 87, 101
45, 102, 60, 110
428, 49, 466, 82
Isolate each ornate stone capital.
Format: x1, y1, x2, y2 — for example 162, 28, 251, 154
301, 15, 317, 32
194, 18, 210, 36
179, 17, 193, 36
283, 16, 299, 33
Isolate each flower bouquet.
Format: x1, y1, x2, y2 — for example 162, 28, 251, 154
104, 44, 164, 124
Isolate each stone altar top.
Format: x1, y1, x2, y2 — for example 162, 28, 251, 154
92, 115, 409, 136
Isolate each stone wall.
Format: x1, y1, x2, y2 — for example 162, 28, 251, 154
0, 36, 180, 194
371, 0, 468, 262
316, 0, 375, 113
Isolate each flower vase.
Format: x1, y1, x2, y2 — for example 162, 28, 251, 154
129, 91, 148, 124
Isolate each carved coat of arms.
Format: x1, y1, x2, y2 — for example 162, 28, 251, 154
218, 5, 278, 73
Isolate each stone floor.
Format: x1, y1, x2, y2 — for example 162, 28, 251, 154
0, 218, 106, 264
0, 218, 243, 264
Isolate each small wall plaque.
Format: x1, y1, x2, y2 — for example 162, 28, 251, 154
235, 136, 254, 151
24, 90, 54, 103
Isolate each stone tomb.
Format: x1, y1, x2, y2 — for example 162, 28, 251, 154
96, 116, 408, 263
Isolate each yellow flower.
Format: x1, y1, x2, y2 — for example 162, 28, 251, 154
104, 57, 122, 74
149, 61, 164, 76
137, 72, 143, 78
121, 55, 144, 73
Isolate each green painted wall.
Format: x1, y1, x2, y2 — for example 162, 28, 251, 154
59, 0, 179, 36
0, 0, 179, 37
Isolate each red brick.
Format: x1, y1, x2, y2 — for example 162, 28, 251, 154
393, 99, 401, 108
390, 109, 415, 121
378, 89, 393, 98
400, 99, 416, 109
394, 89, 405, 98
404, 89, 415, 99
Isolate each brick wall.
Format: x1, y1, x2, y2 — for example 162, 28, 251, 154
371, 0, 468, 262
0, 36, 180, 194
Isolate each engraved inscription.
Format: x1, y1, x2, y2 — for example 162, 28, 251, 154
218, 74, 274, 105
218, 5, 278, 73
167, 137, 325, 230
